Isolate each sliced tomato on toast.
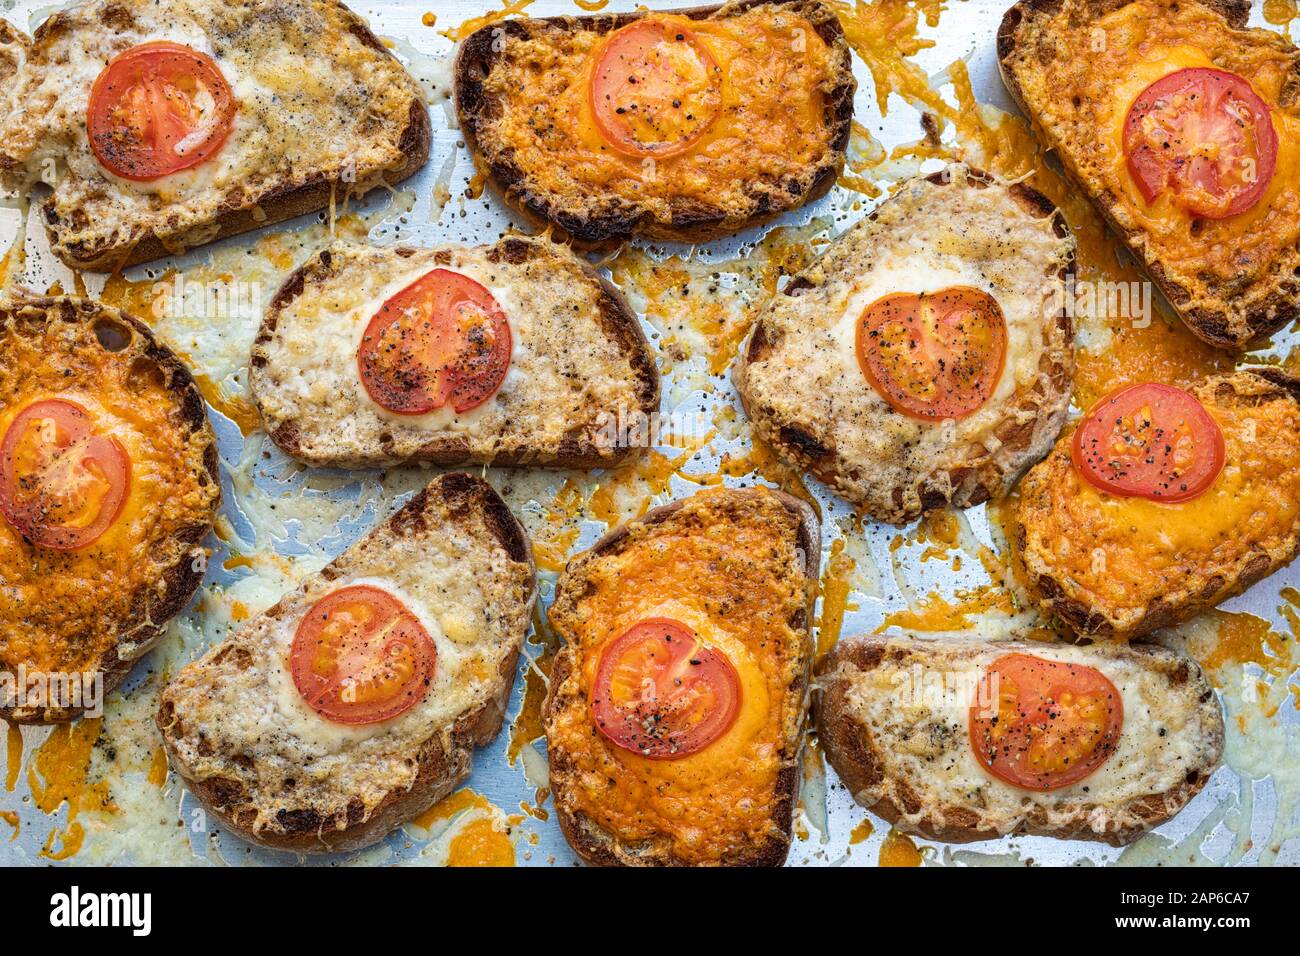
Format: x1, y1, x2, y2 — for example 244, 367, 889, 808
969, 653, 1123, 791
1072, 382, 1225, 503
289, 584, 436, 725
590, 617, 741, 758
589, 18, 722, 158
0, 398, 130, 550
1123, 67, 1277, 219
855, 286, 1007, 420
88, 41, 237, 181
358, 268, 512, 416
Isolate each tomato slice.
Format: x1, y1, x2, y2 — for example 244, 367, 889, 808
289, 585, 436, 725
0, 399, 130, 550
358, 268, 512, 416
588, 18, 722, 158
1072, 382, 1225, 503
88, 41, 237, 181
969, 653, 1123, 791
1123, 67, 1277, 219
855, 286, 1007, 420
590, 617, 741, 759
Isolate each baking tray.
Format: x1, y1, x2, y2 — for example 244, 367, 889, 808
0, 0, 1296, 867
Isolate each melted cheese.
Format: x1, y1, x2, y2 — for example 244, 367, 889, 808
482, 8, 836, 217
1020, 386, 1300, 623
0, 0, 423, 264
546, 489, 808, 865
252, 239, 651, 465
0, 311, 217, 679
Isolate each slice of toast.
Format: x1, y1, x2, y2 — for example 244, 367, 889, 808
997, 0, 1299, 348
735, 166, 1076, 525
0, 0, 430, 271
0, 296, 219, 723
249, 235, 660, 469
544, 486, 819, 866
157, 472, 536, 853
817, 634, 1224, 846
454, 0, 855, 244
1017, 368, 1300, 640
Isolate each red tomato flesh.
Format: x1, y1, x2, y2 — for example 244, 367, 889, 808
88, 41, 237, 181
589, 19, 722, 158
290, 585, 436, 725
0, 399, 130, 550
969, 653, 1123, 791
1072, 382, 1225, 503
358, 268, 512, 415
1123, 67, 1277, 219
855, 286, 1007, 420
590, 617, 741, 759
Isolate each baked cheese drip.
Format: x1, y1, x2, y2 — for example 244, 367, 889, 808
1018, 383, 1300, 627
1011, 0, 1300, 325
0, 312, 217, 676
547, 489, 809, 864
483, 9, 836, 214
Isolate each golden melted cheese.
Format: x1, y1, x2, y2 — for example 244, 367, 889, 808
1010, 0, 1300, 330
1018, 382, 1300, 628
0, 307, 217, 678
482, 8, 837, 214
546, 488, 809, 865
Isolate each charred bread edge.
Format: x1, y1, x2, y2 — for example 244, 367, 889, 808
1022, 366, 1300, 639
545, 487, 820, 866
0, 295, 219, 724
453, 0, 855, 245
251, 235, 660, 469
814, 633, 1223, 847
27, 5, 432, 272
995, 0, 1296, 349
735, 166, 1076, 524
157, 471, 538, 853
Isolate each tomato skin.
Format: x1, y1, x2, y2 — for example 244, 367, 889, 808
589, 617, 741, 759
969, 653, 1123, 791
1123, 67, 1277, 219
88, 41, 236, 181
588, 18, 722, 158
855, 286, 1007, 421
1071, 382, 1225, 503
0, 399, 131, 551
358, 269, 512, 416
289, 585, 436, 726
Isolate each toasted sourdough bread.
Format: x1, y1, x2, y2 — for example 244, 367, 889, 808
454, 0, 855, 244
250, 235, 659, 469
817, 634, 1224, 846
544, 487, 819, 866
0, 0, 430, 271
735, 166, 1076, 525
998, 0, 1300, 348
0, 296, 218, 723
158, 473, 535, 853
1017, 369, 1300, 641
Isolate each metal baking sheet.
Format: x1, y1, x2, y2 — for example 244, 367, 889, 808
0, 0, 1296, 867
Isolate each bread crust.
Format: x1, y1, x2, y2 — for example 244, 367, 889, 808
816, 634, 1224, 846
250, 235, 660, 469
0, 296, 219, 723
1019, 368, 1300, 640
454, 0, 855, 245
0, 0, 431, 272
997, 0, 1297, 349
157, 472, 537, 853
735, 166, 1076, 524
543, 487, 819, 866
